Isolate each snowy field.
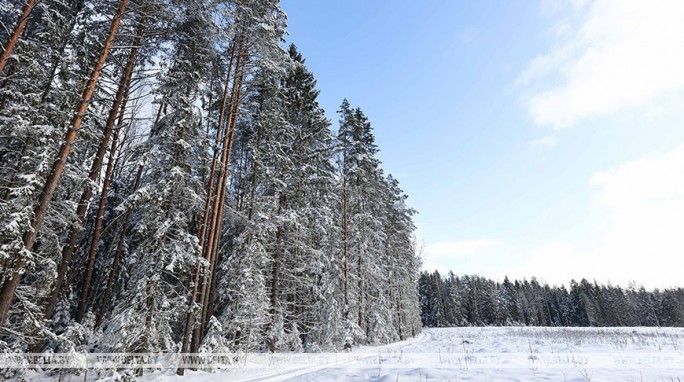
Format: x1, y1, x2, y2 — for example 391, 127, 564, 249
131, 327, 684, 382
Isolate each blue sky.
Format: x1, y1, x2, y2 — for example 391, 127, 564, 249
281, 0, 684, 289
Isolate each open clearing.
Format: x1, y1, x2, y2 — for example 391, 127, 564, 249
142, 327, 684, 381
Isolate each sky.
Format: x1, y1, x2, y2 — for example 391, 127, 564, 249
280, 0, 684, 289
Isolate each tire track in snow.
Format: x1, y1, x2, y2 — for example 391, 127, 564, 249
231, 331, 431, 382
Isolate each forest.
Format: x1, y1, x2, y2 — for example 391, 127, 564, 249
419, 271, 684, 328
0, 0, 422, 372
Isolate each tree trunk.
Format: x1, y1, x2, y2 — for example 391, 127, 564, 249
270, 195, 285, 317
95, 98, 163, 328
76, 84, 128, 323
0, 0, 37, 74
95, 155, 143, 328
1, 0, 84, 206
343, 140, 349, 309
0, 0, 130, 330
178, 38, 239, 374
201, 67, 245, 337
190, 45, 246, 355
234, 148, 246, 211
196, 38, 238, 252
43, 4, 142, 323
186, 50, 238, 356
358, 253, 363, 330
246, 92, 264, 222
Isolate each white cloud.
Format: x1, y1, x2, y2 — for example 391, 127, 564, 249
590, 147, 684, 207
585, 143, 684, 288
425, 145, 684, 289
426, 239, 501, 256
529, 135, 557, 147
502, 242, 580, 285
511, 144, 684, 288
520, 0, 684, 128
422, 239, 501, 274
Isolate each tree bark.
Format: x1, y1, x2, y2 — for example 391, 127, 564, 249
95, 97, 164, 328
75, 10, 146, 323
270, 195, 285, 324
189, 45, 246, 356
0, 0, 37, 74
196, 38, 238, 253
358, 254, 363, 331
193, 54, 246, 346
0, 0, 130, 330
343, 139, 349, 309
76, 84, 128, 323
201, 67, 245, 337
178, 38, 239, 374
43, 5, 143, 323
95, 153, 143, 327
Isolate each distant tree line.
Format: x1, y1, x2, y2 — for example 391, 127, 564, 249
419, 271, 684, 327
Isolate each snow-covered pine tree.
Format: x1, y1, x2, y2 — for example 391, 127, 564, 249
90, 0, 177, 331
338, 100, 418, 345
1, 0, 424, 363
100, 0, 215, 355
172, 0, 285, 356
0, 0, 130, 344
381, 174, 421, 340
0, 0, 38, 74
214, 41, 342, 352
278, 45, 342, 351
41, 3, 152, 328
254, 44, 340, 351
215, 63, 284, 352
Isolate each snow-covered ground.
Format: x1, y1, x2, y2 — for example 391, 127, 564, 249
136, 327, 684, 382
